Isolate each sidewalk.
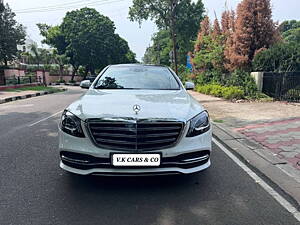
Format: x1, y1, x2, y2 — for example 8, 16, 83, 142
189, 91, 300, 207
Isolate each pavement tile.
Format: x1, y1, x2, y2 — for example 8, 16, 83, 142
279, 151, 298, 158
238, 120, 300, 171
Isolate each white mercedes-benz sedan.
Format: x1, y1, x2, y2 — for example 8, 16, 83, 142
59, 64, 212, 175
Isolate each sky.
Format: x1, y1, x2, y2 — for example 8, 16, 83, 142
4, 0, 300, 61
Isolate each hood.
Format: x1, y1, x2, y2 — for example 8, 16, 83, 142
67, 89, 204, 122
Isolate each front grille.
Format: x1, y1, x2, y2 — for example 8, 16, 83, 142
87, 119, 184, 151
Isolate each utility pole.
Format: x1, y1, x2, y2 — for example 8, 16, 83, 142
171, 0, 178, 75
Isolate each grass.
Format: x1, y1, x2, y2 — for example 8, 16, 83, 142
3, 86, 64, 93
213, 119, 224, 123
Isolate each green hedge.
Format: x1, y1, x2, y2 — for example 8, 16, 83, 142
196, 84, 244, 100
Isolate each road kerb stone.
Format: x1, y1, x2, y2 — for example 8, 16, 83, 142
0, 89, 66, 105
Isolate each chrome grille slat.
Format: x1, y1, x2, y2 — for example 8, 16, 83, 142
95, 138, 136, 145
137, 138, 176, 144
92, 132, 136, 138
87, 120, 184, 151
137, 127, 181, 131
91, 127, 136, 131
137, 132, 178, 138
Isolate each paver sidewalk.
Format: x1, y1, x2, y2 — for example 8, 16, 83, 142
189, 90, 300, 174
236, 118, 300, 170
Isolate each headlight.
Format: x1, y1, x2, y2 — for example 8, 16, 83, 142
186, 111, 210, 137
60, 110, 85, 138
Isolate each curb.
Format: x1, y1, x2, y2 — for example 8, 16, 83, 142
0, 88, 67, 105
212, 122, 300, 210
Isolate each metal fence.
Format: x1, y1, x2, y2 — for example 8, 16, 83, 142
262, 72, 300, 102
0, 76, 41, 86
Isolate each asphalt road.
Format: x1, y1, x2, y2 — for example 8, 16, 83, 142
0, 88, 299, 225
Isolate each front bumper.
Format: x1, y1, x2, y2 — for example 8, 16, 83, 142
58, 123, 212, 176
60, 159, 211, 176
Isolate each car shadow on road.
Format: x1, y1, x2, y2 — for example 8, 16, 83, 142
66, 170, 210, 190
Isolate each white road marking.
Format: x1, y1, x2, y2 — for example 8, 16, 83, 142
213, 137, 300, 222
28, 110, 63, 127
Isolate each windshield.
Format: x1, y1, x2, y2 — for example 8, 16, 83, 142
94, 66, 181, 90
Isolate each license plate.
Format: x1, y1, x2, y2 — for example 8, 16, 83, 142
112, 154, 161, 167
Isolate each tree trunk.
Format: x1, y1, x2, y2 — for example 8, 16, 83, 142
84, 65, 89, 80
71, 69, 76, 81
59, 65, 63, 82
171, 0, 178, 75
71, 65, 78, 81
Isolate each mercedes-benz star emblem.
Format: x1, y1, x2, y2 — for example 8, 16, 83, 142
133, 104, 141, 114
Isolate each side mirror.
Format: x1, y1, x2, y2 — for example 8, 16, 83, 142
80, 80, 91, 89
185, 81, 195, 90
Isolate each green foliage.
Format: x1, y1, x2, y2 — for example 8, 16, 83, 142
286, 87, 300, 100
37, 24, 67, 55
132, 1, 205, 66
55, 79, 66, 84
4, 86, 63, 93
254, 20, 300, 74
38, 8, 136, 74
142, 30, 172, 65
253, 42, 300, 72
193, 35, 225, 72
226, 69, 257, 97
78, 66, 86, 77
68, 80, 76, 84
195, 71, 213, 85
0, 3, 26, 65
176, 64, 191, 82
283, 28, 300, 43
279, 20, 300, 33
196, 84, 244, 100
194, 69, 257, 98
194, 69, 224, 86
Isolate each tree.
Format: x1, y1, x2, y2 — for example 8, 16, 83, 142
129, 0, 205, 73
223, 10, 236, 71
53, 51, 69, 81
253, 42, 300, 72
110, 34, 137, 64
142, 30, 172, 65
37, 24, 67, 55
283, 28, 300, 43
225, 0, 278, 71
212, 18, 221, 39
194, 16, 210, 52
29, 43, 42, 68
193, 35, 225, 73
279, 20, 300, 33
279, 20, 300, 43
0, 3, 26, 65
38, 8, 136, 77
193, 15, 226, 78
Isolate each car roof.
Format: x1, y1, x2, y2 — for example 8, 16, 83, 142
108, 64, 168, 69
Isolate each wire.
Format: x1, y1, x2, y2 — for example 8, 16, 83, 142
15, 0, 124, 14
15, 0, 120, 13
15, 0, 93, 12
